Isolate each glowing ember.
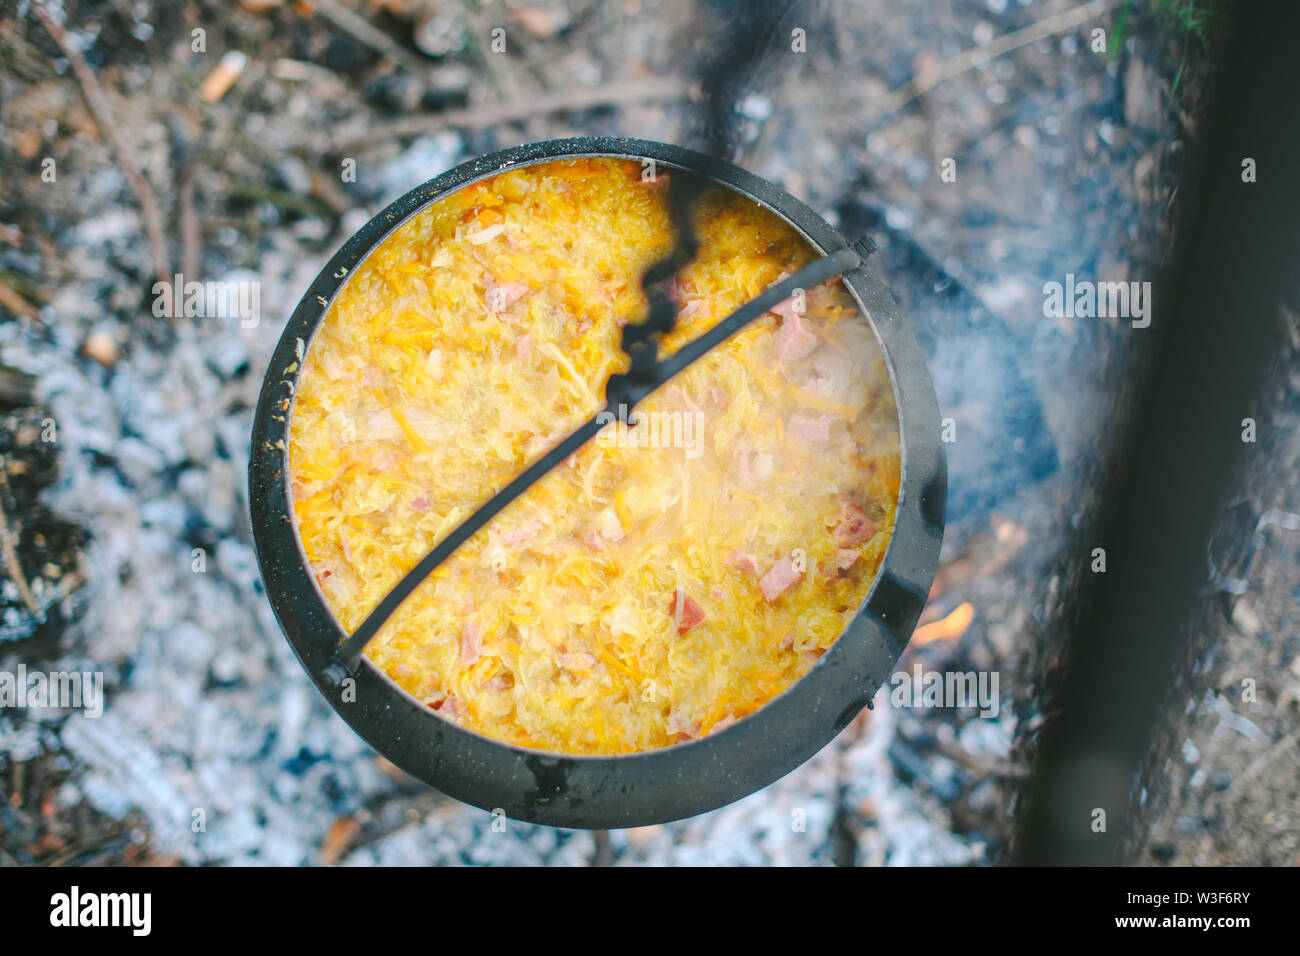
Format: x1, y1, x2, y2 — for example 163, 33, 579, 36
912, 602, 974, 646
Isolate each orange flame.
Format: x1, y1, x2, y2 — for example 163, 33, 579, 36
913, 602, 974, 646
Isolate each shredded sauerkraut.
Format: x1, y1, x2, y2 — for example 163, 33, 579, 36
289, 158, 901, 754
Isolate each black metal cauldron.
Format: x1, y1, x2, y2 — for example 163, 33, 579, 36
249, 137, 946, 829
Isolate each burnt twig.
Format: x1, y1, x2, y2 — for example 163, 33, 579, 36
0, 468, 39, 615
0, 282, 39, 321
32, 2, 170, 288
171, 120, 201, 283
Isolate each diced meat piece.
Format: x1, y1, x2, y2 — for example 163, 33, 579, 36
734, 449, 774, 488
368, 447, 400, 471
836, 548, 862, 572
501, 524, 532, 548
485, 673, 512, 692
583, 529, 604, 551
665, 708, 700, 739
485, 280, 529, 313
428, 693, 463, 720
735, 449, 753, 487
767, 273, 797, 319
787, 413, 831, 443
771, 296, 798, 320
516, 333, 534, 363
501, 514, 544, 548
708, 714, 738, 735
460, 618, 484, 666
730, 550, 762, 576
664, 275, 682, 305
410, 494, 431, 513
522, 432, 553, 458
670, 589, 706, 635
523, 429, 573, 461
662, 383, 700, 414
773, 310, 817, 363
561, 650, 597, 672
677, 299, 703, 321
759, 556, 802, 603
707, 384, 729, 407
834, 499, 876, 547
